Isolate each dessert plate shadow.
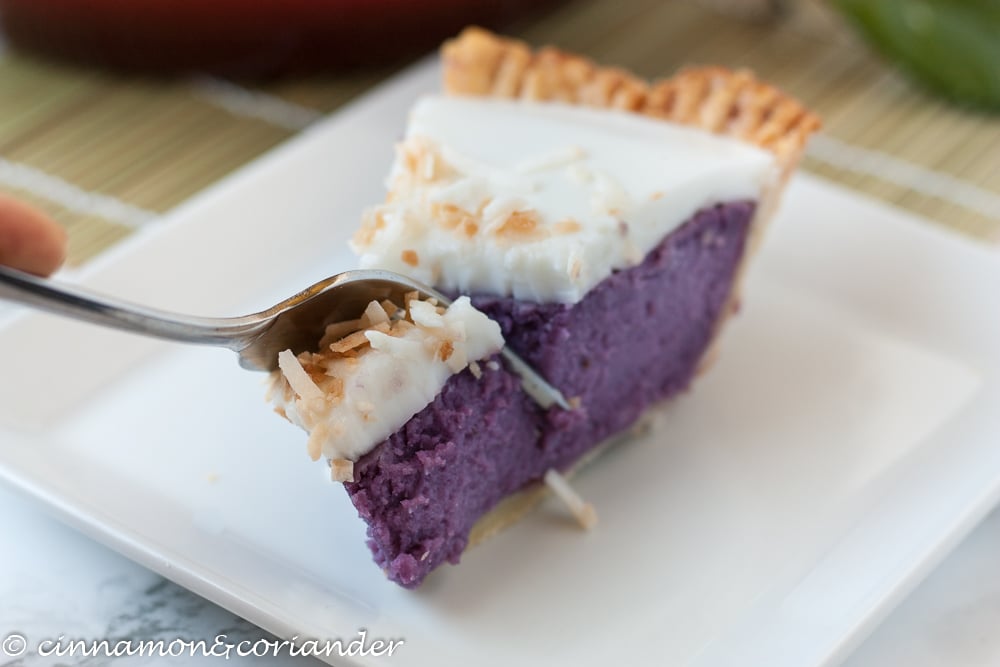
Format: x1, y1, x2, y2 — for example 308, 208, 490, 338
0, 61, 998, 667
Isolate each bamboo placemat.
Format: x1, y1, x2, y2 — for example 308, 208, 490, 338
1, 0, 997, 268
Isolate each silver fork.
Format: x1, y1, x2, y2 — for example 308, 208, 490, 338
0, 265, 570, 410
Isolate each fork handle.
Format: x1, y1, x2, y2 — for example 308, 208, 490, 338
0, 265, 259, 347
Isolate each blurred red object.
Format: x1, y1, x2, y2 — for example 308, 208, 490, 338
0, 0, 558, 76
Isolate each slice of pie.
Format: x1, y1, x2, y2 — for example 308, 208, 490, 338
272, 28, 820, 588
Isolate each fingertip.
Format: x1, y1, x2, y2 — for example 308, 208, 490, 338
0, 195, 69, 276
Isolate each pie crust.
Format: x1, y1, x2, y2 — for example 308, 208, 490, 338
442, 27, 819, 184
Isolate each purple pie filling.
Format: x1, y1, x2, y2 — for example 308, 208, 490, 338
345, 201, 755, 587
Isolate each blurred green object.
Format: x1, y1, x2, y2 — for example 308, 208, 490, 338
834, 0, 1000, 111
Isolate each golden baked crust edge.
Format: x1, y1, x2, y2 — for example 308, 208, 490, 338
442, 27, 821, 177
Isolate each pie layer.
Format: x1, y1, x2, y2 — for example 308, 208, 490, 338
272, 28, 819, 588
351, 95, 775, 303
348, 201, 753, 587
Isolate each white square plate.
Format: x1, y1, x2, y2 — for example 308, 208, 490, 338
1, 62, 998, 667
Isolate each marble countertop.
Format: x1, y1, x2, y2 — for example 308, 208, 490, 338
1, 481, 999, 666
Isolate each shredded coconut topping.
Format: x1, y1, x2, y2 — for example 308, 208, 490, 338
350, 95, 776, 303
544, 469, 598, 530
270, 295, 504, 473
330, 458, 355, 483
277, 350, 323, 403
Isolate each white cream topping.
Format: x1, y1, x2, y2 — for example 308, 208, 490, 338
270, 296, 503, 471
351, 95, 778, 303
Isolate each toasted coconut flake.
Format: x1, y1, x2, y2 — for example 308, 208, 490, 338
431, 202, 476, 231
390, 319, 415, 335
319, 319, 362, 348
320, 377, 345, 403
544, 468, 598, 530
422, 151, 436, 180
494, 210, 540, 238
365, 329, 397, 351
380, 299, 400, 317
409, 300, 445, 328
277, 350, 324, 402
552, 219, 582, 234
331, 458, 355, 483
444, 343, 468, 373
398, 137, 455, 184
438, 340, 455, 362
400, 249, 420, 267
307, 422, 330, 461
404, 290, 420, 313
399, 138, 450, 184
296, 403, 318, 430
482, 197, 527, 232
401, 142, 419, 174
330, 330, 372, 354
364, 300, 390, 326
302, 396, 332, 423
305, 363, 328, 386
352, 210, 386, 248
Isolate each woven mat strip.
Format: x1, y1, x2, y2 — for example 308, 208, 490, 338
0, 0, 997, 267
